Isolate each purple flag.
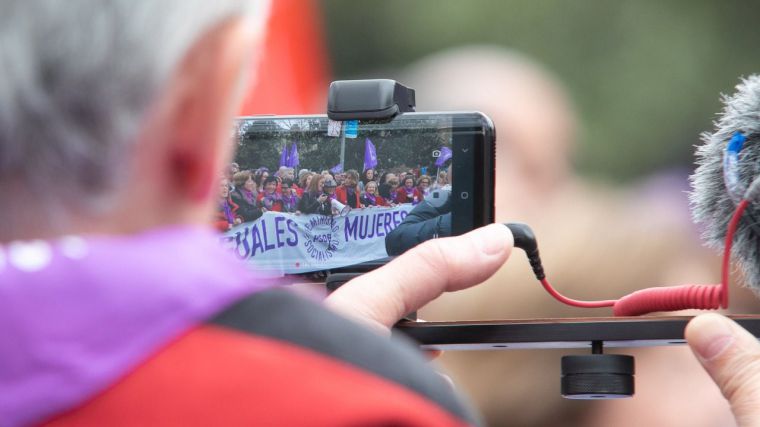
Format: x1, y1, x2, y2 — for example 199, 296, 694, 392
279, 144, 289, 168
288, 142, 299, 168
330, 163, 343, 174
363, 138, 378, 171
435, 146, 453, 167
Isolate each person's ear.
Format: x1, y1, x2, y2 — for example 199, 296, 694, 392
157, 16, 262, 204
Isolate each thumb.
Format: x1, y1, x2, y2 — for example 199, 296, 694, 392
325, 223, 513, 330
686, 313, 760, 427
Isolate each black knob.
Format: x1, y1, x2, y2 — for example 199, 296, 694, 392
561, 354, 635, 399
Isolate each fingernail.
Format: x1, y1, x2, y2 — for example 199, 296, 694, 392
689, 314, 735, 361
474, 224, 510, 255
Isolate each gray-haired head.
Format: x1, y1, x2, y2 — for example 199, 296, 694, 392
0, 0, 269, 237
690, 75, 760, 290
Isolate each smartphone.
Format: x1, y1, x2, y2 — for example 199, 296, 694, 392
221, 112, 495, 275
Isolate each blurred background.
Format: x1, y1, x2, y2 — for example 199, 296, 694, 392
245, 0, 760, 184
243, 1, 760, 426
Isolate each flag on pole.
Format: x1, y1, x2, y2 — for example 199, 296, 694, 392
363, 138, 377, 171
288, 142, 299, 168
279, 144, 289, 168
435, 146, 453, 167
330, 163, 343, 174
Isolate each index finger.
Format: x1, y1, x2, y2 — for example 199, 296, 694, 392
325, 223, 513, 331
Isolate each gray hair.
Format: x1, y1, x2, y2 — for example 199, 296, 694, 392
0, 1, 269, 235
690, 75, 760, 290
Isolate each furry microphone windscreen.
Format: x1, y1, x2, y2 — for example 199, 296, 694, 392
691, 75, 760, 291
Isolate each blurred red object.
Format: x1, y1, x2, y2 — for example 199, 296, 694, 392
239, 0, 330, 115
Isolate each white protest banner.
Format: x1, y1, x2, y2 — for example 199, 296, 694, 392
220, 205, 414, 274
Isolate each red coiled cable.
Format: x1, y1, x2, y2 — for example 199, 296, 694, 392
537, 199, 750, 316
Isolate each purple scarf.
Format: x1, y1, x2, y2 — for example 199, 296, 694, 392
221, 199, 234, 223
282, 194, 298, 211
262, 192, 282, 210
0, 226, 280, 425
242, 189, 256, 205
364, 193, 376, 206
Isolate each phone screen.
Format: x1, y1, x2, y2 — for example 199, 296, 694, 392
219, 112, 494, 275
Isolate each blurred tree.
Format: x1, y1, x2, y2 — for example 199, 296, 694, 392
321, 0, 760, 182
236, 117, 451, 174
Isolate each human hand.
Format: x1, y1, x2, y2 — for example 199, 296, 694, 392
234, 217, 242, 225
686, 313, 760, 426
324, 223, 513, 333
318, 194, 328, 203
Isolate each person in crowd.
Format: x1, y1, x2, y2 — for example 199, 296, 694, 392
226, 162, 240, 187
257, 175, 283, 212
335, 169, 362, 209
335, 172, 346, 186
323, 178, 341, 215
253, 167, 269, 192
280, 178, 300, 213
378, 172, 397, 200
361, 181, 388, 207
432, 170, 449, 190
230, 171, 262, 223
298, 174, 332, 216
417, 175, 432, 198
297, 171, 313, 197
359, 168, 375, 192
396, 176, 423, 205
321, 170, 335, 182
284, 167, 295, 181
214, 177, 241, 232
275, 166, 286, 178
387, 177, 400, 204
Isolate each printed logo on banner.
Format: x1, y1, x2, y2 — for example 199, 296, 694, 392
301, 215, 340, 262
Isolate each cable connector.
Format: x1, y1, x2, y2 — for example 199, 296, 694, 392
505, 223, 545, 280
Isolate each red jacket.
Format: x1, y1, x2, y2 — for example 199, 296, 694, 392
361, 194, 388, 207
335, 185, 361, 208
214, 198, 239, 232
257, 192, 283, 212
395, 187, 423, 204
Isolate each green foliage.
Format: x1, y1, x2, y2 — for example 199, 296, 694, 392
321, 0, 760, 181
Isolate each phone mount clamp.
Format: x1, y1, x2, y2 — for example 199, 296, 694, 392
327, 79, 416, 122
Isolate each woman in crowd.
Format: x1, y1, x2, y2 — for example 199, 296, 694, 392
358, 168, 375, 192
378, 172, 396, 200
299, 171, 314, 197
395, 175, 423, 205
336, 170, 362, 209
257, 175, 283, 212
214, 178, 241, 232
230, 171, 262, 223
280, 178, 300, 213
296, 170, 312, 196
361, 181, 388, 207
432, 170, 449, 190
298, 174, 332, 216
253, 167, 269, 193
417, 175, 432, 198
